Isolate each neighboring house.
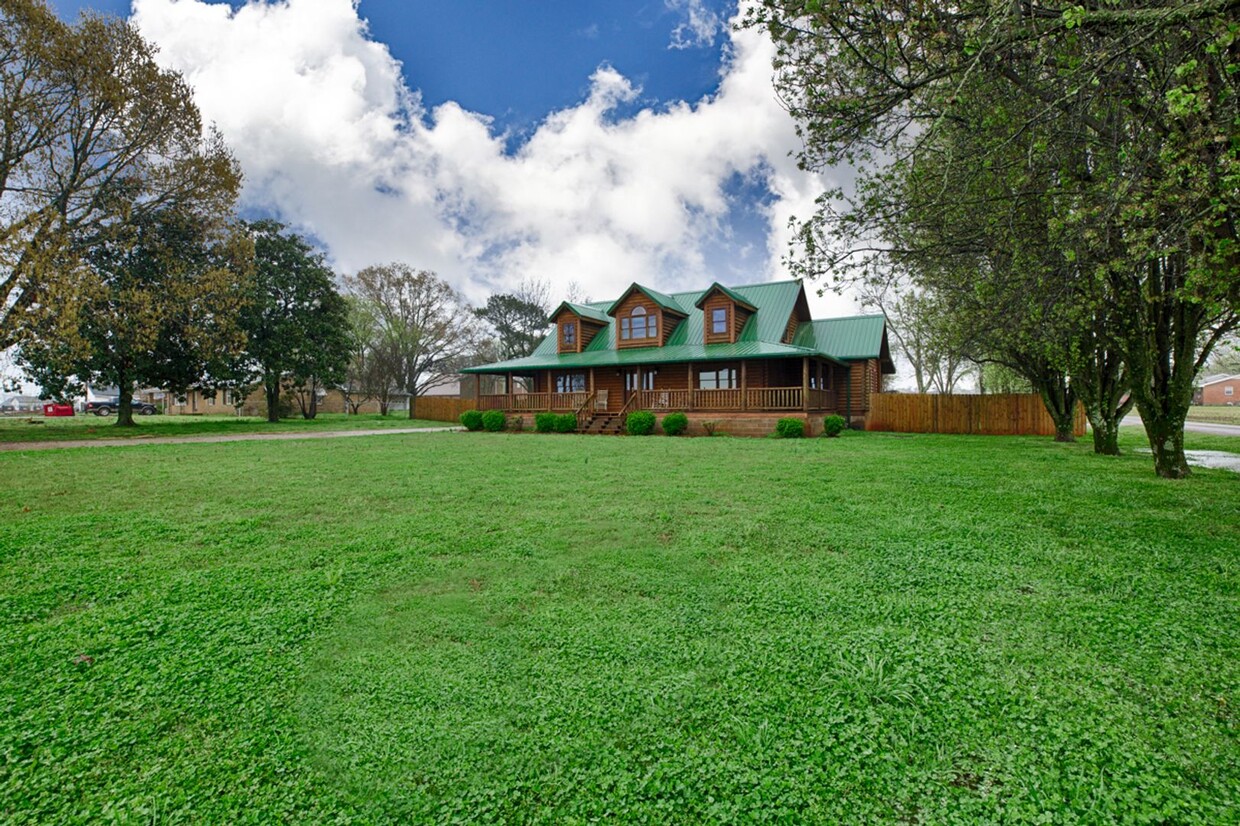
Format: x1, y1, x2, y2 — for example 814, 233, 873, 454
0, 394, 43, 413
1197, 374, 1240, 405
154, 386, 412, 417
462, 279, 895, 434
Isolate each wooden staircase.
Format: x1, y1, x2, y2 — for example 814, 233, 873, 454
581, 413, 625, 435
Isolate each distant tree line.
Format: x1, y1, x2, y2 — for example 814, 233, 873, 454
749, 0, 1239, 477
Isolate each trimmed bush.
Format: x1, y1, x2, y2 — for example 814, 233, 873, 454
459, 410, 484, 431
662, 411, 689, 436
775, 417, 805, 438
481, 409, 507, 432
554, 413, 578, 433
823, 414, 846, 437
626, 410, 656, 436
534, 412, 557, 433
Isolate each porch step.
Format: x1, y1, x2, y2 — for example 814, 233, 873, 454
582, 413, 625, 435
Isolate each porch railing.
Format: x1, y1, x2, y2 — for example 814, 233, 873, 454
479, 392, 589, 411
480, 387, 837, 413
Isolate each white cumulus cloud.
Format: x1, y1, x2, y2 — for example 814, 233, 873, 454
130, 0, 858, 315
667, 0, 723, 50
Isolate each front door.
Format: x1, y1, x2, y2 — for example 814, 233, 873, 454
623, 369, 654, 405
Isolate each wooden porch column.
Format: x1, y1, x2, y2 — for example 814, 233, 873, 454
802, 357, 809, 413
741, 361, 748, 410
687, 363, 694, 410
589, 368, 595, 395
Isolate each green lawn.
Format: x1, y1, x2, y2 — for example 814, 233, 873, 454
1, 430, 1236, 823
0, 412, 452, 443
1186, 405, 1240, 425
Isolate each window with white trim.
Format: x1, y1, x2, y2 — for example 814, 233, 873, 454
698, 368, 737, 389
620, 305, 657, 341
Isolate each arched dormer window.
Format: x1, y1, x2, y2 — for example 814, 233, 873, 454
620, 305, 657, 341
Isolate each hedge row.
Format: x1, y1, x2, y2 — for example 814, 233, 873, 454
461, 410, 852, 438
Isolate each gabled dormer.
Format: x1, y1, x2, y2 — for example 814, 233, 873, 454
550, 301, 609, 354
782, 283, 812, 344
694, 282, 758, 345
606, 283, 688, 349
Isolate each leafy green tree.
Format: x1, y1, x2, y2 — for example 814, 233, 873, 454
240, 221, 350, 422
473, 279, 552, 360
344, 264, 481, 419
749, 0, 1238, 474
18, 208, 251, 425
1, 0, 239, 348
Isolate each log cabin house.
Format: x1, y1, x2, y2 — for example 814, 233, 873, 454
462, 279, 895, 435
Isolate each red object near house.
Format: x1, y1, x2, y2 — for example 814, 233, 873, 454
42, 403, 75, 417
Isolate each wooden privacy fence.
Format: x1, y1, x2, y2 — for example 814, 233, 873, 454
865, 393, 1087, 436
411, 396, 474, 423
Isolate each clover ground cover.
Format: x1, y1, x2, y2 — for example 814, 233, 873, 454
1, 430, 1236, 822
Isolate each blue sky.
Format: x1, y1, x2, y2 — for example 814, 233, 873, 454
51, 1, 735, 139
43, 0, 851, 316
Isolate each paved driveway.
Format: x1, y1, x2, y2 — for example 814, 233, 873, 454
0, 426, 462, 452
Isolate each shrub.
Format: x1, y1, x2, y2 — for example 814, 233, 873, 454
701, 420, 720, 437
662, 411, 689, 436
481, 409, 506, 432
626, 410, 656, 436
554, 413, 578, 433
459, 410, 484, 431
534, 412, 557, 433
823, 414, 846, 437
775, 417, 805, 438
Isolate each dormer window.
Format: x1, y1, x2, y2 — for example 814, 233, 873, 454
620, 305, 658, 341
711, 307, 728, 335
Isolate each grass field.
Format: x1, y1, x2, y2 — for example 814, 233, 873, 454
1, 428, 1236, 823
1186, 405, 1240, 425
0, 412, 452, 443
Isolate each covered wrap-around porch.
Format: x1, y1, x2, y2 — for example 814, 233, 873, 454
477, 357, 844, 418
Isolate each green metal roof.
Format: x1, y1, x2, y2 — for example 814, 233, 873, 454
463, 341, 827, 373
463, 280, 880, 374
792, 315, 888, 360
548, 301, 610, 324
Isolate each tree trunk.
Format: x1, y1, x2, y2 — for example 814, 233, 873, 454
407, 393, 417, 420
116, 378, 135, 428
1111, 254, 1224, 479
1074, 346, 1133, 456
1089, 415, 1120, 456
264, 377, 280, 423
306, 382, 318, 420
1034, 374, 1077, 442
1144, 418, 1191, 479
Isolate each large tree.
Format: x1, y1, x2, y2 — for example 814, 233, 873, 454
240, 221, 350, 423
344, 264, 481, 419
18, 207, 252, 425
1, 0, 239, 347
473, 279, 552, 360
750, 0, 1238, 476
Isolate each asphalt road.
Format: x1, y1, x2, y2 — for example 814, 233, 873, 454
1122, 415, 1240, 438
